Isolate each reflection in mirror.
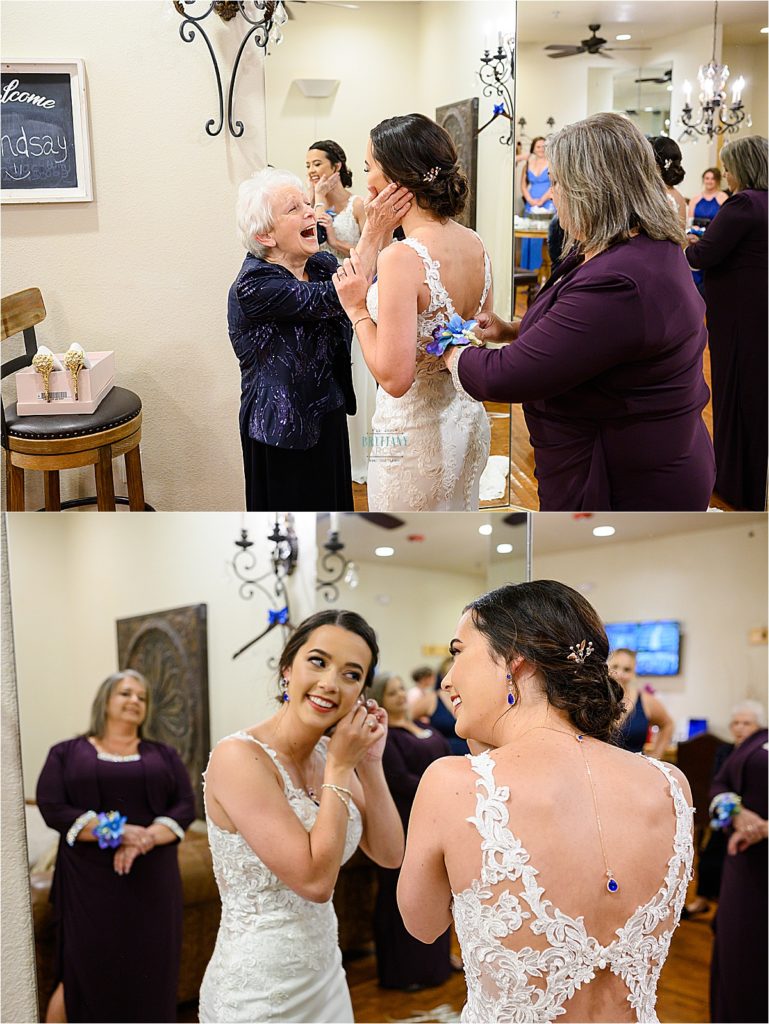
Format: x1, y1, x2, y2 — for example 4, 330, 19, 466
264, 1, 516, 508
315, 511, 530, 681
612, 64, 673, 136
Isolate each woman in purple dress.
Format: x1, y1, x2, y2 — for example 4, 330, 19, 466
708, 721, 768, 1023
686, 135, 768, 511
36, 670, 196, 1023
368, 673, 453, 990
445, 112, 715, 512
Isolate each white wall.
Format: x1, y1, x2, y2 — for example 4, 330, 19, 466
531, 519, 768, 739
319, 560, 484, 684
6, 511, 317, 796
265, 0, 514, 317
723, 42, 768, 141
2, 1, 266, 511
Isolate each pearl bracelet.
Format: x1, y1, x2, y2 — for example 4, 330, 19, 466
321, 783, 354, 819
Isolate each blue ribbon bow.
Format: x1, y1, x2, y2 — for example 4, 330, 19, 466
268, 607, 289, 626
493, 103, 505, 116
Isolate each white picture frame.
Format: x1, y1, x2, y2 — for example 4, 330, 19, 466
1, 58, 93, 203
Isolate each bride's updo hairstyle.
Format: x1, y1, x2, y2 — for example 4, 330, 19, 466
276, 610, 379, 702
465, 580, 625, 742
370, 113, 469, 219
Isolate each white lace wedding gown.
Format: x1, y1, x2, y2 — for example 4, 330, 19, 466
198, 733, 362, 1024
365, 236, 491, 511
453, 752, 694, 1023
321, 195, 376, 484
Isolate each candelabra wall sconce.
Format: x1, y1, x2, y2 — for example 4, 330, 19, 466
476, 35, 516, 146
516, 116, 556, 143
317, 514, 358, 603
174, 0, 287, 137
231, 512, 298, 661
679, 0, 750, 141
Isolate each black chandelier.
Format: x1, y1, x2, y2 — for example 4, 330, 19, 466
174, 0, 288, 137
680, 1, 750, 141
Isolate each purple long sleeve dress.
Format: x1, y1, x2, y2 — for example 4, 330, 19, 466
686, 189, 768, 511
708, 728, 768, 1023
457, 233, 716, 510
36, 737, 196, 1023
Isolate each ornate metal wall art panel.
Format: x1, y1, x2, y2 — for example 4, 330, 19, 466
435, 97, 479, 229
116, 604, 210, 818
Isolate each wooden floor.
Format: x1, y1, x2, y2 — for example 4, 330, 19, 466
352, 311, 732, 512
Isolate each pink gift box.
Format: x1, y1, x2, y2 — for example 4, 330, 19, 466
15, 351, 115, 415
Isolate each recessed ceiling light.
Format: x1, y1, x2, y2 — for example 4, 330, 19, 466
496, 543, 514, 554
761, 26, 768, 33
478, 524, 493, 535
644, 106, 654, 112
592, 526, 615, 537
374, 546, 394, 557
666, 84, 673, 92
616, 33, 632, 41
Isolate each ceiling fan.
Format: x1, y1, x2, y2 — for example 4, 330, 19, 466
634, 68, 673, 84
545, 24, 651, 60
317, 512, 405, 530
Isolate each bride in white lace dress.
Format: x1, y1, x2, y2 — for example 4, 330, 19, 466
398, 581, 694, 1024
198, 611, 403, 1024
333, 114, 491, 511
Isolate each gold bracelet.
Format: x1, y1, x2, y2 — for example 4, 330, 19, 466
353, 315, 373, 332
321, 783, 353, 819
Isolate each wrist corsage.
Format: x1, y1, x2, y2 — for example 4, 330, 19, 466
93, 810, 127, 849
426, 314, 484, 357
709, 792, 742, 830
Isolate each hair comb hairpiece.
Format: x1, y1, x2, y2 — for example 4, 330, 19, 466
567, 640, 594, 664
422, 165, 440, 184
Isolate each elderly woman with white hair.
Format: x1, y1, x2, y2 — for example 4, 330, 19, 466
228, 168, 411, 511
445, 112, 716, 512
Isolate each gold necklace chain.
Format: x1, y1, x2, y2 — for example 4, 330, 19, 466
511, 724, 619, 894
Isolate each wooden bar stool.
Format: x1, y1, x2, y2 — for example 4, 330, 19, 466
2, 287, 151, 511
513, 268, 539, 311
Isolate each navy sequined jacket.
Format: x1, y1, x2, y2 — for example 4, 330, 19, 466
228, 250, 356, 450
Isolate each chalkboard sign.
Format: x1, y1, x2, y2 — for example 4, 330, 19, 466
1, 60, 92, 203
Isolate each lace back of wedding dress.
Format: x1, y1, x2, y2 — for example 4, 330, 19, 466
452, 752, 694, 1024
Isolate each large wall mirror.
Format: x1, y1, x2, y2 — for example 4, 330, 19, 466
315, 511, 531, 681
264, 1, 517, 508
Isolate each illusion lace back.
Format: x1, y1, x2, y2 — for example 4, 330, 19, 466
198, 733, 362, 1024
452, 752, 694, 1024
365, 235, 491, 511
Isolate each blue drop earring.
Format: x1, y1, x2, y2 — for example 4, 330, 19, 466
506, 672, 516, 706
280, 677, 290, 703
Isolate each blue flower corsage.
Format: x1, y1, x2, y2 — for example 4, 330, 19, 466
93, 811, 127, 849
426, 314, 483, 357
709, 791, 742, 831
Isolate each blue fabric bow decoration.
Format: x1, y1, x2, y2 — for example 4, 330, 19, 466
426, 314, 482, 357
493, 103, 505, 116
268, 606, 289, 626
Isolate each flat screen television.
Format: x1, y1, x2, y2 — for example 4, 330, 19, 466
605, 620, 681, 676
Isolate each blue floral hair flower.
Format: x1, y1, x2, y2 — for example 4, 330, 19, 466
425, 314, 481, 357
93, 811, 127, 849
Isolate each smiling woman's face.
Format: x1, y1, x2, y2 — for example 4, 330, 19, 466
282, 625, 371, 728
257, 185, 318, 259
106, 677, 147, 729
306, 149, 339, 186
441, 610, 507, 741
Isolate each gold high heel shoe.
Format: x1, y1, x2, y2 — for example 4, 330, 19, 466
63, 345, 86, 401
31, 349, 55, 402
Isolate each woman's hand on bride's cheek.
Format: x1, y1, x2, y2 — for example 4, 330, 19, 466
364, 182, 413, 233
